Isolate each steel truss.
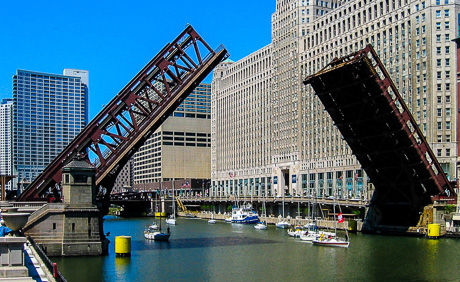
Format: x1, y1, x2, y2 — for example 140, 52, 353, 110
18, 25, 228, 205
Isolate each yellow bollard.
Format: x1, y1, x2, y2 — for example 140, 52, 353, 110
427, 224, 440, 239
115, 236, 131, 257
348, 220, 357, 233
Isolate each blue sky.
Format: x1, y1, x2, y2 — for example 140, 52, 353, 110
0, 0, 275, 118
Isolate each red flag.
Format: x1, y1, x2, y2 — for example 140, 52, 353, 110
337, 212, 344, 223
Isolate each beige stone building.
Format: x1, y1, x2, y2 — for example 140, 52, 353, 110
211, 0, 460, 202
133, 83, 212, 188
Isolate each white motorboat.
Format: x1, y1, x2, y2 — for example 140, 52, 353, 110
149, 222, 159, 230
254, 222, 267, 230
225, 217, 232, 223
287, 225, 307, 237
231, 204, 259, 224
300, 232, 319, 242
276, 220, 290, 229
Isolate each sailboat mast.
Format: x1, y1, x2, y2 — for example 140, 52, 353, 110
333, 197, 337, 233
172, 181, 175, 218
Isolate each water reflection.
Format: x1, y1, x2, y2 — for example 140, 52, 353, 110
114, 257, 131, 280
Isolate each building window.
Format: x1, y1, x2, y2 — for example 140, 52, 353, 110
446, 149, 451, 156
437, 149, 442, 156
437, 122, 442, 130
446, 121, 451, 130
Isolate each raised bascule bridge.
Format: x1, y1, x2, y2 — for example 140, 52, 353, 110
304, 45, 456, 234
17, 25, 228, 213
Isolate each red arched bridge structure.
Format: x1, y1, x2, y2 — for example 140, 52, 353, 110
304, 45, 456, 230
17, 25, 229, 212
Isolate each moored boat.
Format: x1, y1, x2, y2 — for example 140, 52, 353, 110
254, 222, 267, 230
287, 225, 307, 237
232, 204, 259, 224
312, 234, 349, 248
276, 220, 291, 229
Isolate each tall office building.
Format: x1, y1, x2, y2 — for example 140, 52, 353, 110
211, 49, 273, 197
0, 99, 13, 190
211, 0, 460, 201
133, 83, 212, 189
12, 69, 89, 190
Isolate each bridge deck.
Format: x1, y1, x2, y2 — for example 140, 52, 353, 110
18, 26, 228, 204
304, 45, 455, 226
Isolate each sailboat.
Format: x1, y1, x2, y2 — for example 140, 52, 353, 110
144, 190, 171, 241
276, 191, 290, 229
312, 196, 349, 248
254, 197, 267, 230
166, 182, 177, 225
208, 212, 217, 224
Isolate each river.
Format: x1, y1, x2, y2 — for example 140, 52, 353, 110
52, 216, 460, 281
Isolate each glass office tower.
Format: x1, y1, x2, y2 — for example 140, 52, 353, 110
12, 69, 89, 190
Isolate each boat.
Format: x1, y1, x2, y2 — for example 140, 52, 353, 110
276, 195, 290, 229
166, 182, 177, 225
144, 189, 171, 241
312, 234, 349, 248
287, 225, 307, 237
254, 198, 267, 230
166, 215, 176, 225
231, 204, 259, 224
225, 217, 232, 223
208, 213, 217, 224
144, 219, 171, 241
300, 222, 320, 242
185, 213, 198, 219
149, 222, 159, 230
312, 197, 349, 248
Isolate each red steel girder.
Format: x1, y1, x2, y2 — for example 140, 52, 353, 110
18, 25, 228, 201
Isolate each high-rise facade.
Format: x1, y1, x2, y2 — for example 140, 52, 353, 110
12, 69, 89, 190
211, 0, 460, 201
0, 99, 13, 190
133, 83, 212, 188
211, 48, 273, 197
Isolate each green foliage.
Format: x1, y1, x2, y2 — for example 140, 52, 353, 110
227, 205, 232, 212
352, 210, 361, 216
445, 204, 456, 214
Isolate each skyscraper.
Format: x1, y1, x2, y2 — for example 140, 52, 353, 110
211, 0, 460, 201
12, 69, 89, 191
0, 99, 13, 190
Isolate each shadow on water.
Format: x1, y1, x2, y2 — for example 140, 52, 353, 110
139, 236, 277, 251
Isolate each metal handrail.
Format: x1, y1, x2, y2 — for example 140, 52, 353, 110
27, 236, 67, 282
